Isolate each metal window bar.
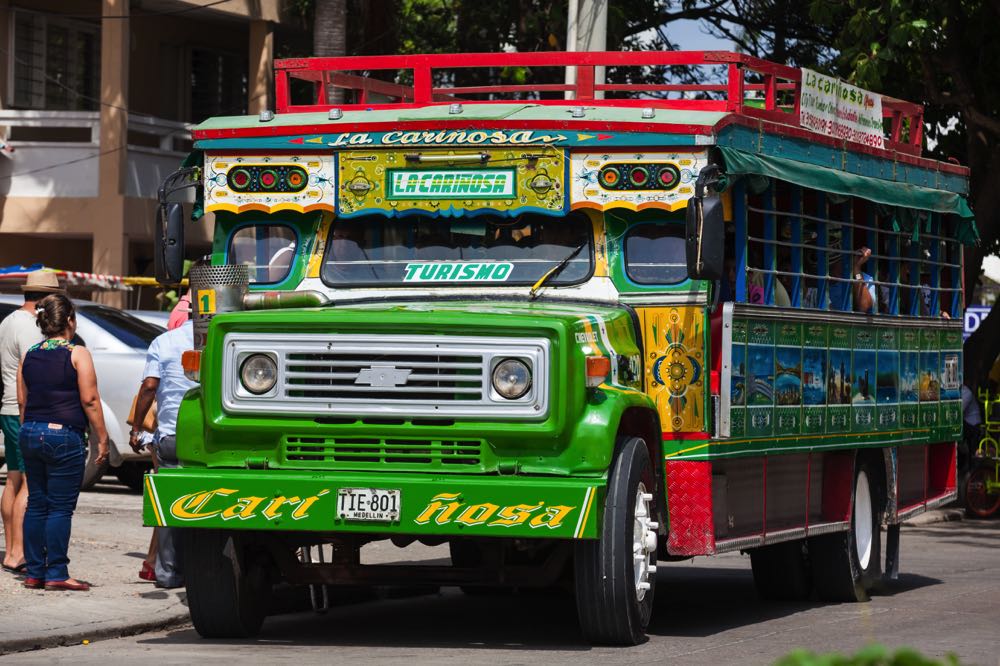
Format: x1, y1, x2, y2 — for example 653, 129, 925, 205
763, 184, 776, 306
837, 201, 853, 311
929, 213, 941, 316
747, 266, 961, 293
733, 180, 748, 303
815, 192, 828, 309
789, 186, 803, 308
885, 220, 901, 315
866, 206, 879, 313
746, 236, 961, 269
745, 203, 964, 249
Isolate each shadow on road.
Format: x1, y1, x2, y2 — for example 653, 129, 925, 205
132, 560, 931, 651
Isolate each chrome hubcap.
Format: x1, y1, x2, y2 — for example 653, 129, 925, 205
633, 483, 657, 601
854, 470, 873, 570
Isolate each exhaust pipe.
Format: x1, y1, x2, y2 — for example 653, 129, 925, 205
188, 264, 250, 350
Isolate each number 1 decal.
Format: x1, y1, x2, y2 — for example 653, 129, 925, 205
197, 289, 217, 315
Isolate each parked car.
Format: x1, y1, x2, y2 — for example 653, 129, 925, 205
129, 310, 171, 328
0, 294, 163, 491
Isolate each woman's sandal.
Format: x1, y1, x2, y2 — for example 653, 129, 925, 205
139, 561, 156, 582
2, 562, 26, 574
44, 579, 91, 592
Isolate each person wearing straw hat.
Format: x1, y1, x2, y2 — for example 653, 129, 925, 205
0, 271, 62, 574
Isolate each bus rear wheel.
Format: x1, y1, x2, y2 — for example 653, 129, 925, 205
574, 436, 656, 646
809, 460, 882, 602
183, 530, 271, 638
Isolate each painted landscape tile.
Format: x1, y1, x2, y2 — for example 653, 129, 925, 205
802, 348, 827, 405
900, 352, 919, 403
775, 347, 802, 406
730, 344, 747, 407
828, 349, 852, 405
852, 350, 876, 404
876, 351, 899, 403
747, 344, 775, 406
919, 351, 940, 402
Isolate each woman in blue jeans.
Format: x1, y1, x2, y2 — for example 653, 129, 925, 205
16, 294, 109, 591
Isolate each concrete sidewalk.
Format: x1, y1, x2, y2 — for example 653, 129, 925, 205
0, 479, 189, 655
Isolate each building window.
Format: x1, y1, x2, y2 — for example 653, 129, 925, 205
11, 9, 100, 111
190, 47, 248, 122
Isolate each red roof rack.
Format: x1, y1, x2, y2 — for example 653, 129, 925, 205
274, 51, 924, 156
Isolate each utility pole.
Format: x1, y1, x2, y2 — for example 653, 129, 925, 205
567, 0, 607, 100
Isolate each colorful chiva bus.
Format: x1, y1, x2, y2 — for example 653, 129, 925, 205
146, 51, 976, 645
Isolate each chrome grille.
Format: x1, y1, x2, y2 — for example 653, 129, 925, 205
222, 333, 549, 420
284, 351, 485, 401
283, 435, 485, 469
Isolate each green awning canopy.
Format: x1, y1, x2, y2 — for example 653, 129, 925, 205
717, 146, 979, 245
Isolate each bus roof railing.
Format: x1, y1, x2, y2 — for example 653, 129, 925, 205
274, 50, 924, 156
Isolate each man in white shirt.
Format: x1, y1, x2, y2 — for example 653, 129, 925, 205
129, 320, 197, 588
0, 272, 61, 573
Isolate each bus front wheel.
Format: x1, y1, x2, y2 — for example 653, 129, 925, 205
574, 436, 657, 646
183, 530, 271, 638
809, 459, 882, 602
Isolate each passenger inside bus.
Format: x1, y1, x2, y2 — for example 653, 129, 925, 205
827, 245, 875, 313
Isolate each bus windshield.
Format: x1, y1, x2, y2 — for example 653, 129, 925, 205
321, 212, 593, 287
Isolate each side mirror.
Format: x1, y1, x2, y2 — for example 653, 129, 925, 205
685, 194, 724, 281
154, 202, 185, 285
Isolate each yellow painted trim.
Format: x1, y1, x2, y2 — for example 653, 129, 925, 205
571, 199, 691, 213
664, 428, 933, 458
575, 487, 597, 538
206, 202, 335, 215
307, 213, 333, 278
145, 475, 165, 527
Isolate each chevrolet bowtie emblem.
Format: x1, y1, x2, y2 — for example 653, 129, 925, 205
355, 365, 413, 388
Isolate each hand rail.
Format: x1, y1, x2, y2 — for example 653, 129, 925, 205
273, 50, 923, 156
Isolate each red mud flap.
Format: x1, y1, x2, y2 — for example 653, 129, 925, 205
665, 461, 715, 556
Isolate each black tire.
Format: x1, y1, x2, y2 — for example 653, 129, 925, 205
965, 466, 1000, 518
749, 539, 811, 601
79, 433, 108, 491
574, 436, 657, 646
183, 529, 270, 638
810, 458, 882, 602
114, 461, 152, 493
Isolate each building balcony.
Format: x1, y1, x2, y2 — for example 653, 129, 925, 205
0, 110, 193, 200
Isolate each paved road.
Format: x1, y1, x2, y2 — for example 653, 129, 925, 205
5, 506, 998, 665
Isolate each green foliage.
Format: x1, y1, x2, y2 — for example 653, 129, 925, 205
776, 644, 962, 666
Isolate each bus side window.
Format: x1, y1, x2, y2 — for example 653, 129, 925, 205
228, 224, 298, 284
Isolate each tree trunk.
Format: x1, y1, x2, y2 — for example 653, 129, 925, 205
314, 0, 348, 104
961, 124, 1000, 391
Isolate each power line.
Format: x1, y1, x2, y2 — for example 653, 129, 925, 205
0, 145, 123, 182
0, 0, 237, 21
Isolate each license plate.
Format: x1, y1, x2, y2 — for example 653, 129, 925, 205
337, 488, 401, 522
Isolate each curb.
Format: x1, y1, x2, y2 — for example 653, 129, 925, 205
902, 508, 965, 527
0, 609, 190, 656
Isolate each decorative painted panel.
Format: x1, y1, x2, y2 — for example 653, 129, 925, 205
720, 305, 963, 450
638, 306, 706, 433
337, 147, 566, 218
570, 151, 709, 212
204, 154, 336, 214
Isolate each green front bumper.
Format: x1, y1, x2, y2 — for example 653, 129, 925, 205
143, 469, 603, 539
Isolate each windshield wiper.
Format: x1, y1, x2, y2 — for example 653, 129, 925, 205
529, 241, 587, 300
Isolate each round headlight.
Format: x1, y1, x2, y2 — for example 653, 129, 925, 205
492, 358, 531, 400
240, 354, 277, 395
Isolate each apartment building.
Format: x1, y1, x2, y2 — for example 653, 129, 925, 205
0, 0, 292, 304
